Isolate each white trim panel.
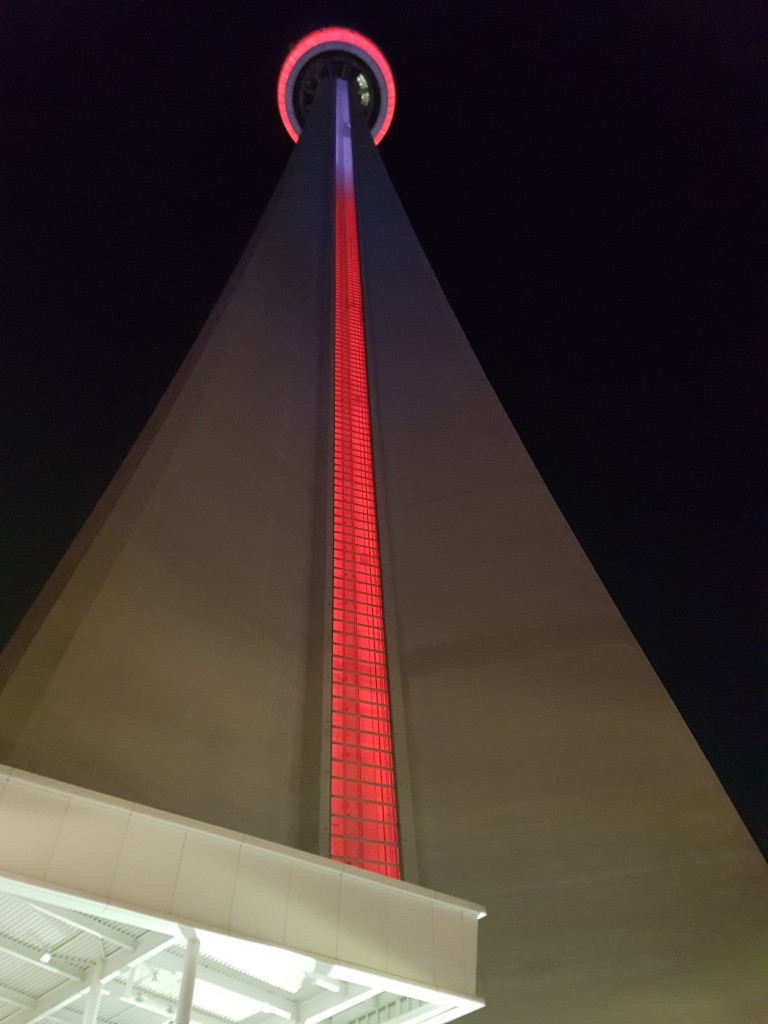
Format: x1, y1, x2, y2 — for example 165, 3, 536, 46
0, 765, 484, 1003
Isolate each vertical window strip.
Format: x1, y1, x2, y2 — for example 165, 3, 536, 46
330, 79, 401, 879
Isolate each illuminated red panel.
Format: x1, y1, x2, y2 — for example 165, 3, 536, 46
329, 79, 400, 879
277, 27, 396, 145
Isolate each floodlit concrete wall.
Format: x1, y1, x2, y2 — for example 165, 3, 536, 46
0, 86, 336, 847
351, 114, 768, 1023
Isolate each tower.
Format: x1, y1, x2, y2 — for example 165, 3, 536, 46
0, 25, 765, 1024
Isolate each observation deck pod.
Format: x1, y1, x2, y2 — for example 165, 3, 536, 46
0, 766, 485, 1024
278, 28, 396, 145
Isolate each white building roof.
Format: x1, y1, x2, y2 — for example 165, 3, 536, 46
0, 766, 484, 1024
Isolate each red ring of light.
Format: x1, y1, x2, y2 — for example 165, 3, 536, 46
277, 27, 396, 146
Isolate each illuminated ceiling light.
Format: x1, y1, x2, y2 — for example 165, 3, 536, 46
313, 977, 341, 992
198, 930, 314, 993
39, 951, 52, 963
329, 965, 479, 1011
304, 988, 383, 1024
192, 979, 292, 1022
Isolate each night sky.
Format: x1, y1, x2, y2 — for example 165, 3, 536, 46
4, 2, 766, 855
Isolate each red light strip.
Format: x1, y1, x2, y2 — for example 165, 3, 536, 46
330, 79, 400, 879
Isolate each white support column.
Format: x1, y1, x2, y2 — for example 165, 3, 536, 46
81, 959, 104, 1024
175, 933, 200, 1024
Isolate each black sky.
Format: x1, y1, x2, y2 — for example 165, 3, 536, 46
3, 1, 766, 854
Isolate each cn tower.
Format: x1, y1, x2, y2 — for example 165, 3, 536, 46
0, 27, 764, 1024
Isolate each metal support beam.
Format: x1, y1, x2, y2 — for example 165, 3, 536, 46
81, 959, 104, 1024
153, 949, 298, 1018
0, 933, 83, 981
295, 983, 350, 1024
174, 933, 199, 1024
0, 982, 35, 1008
15, 931, 176, 1024
30, 902, 138, 950
103, 981, 231, 1024
341, 999, 436, 1024
303, 987, 383, 1024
